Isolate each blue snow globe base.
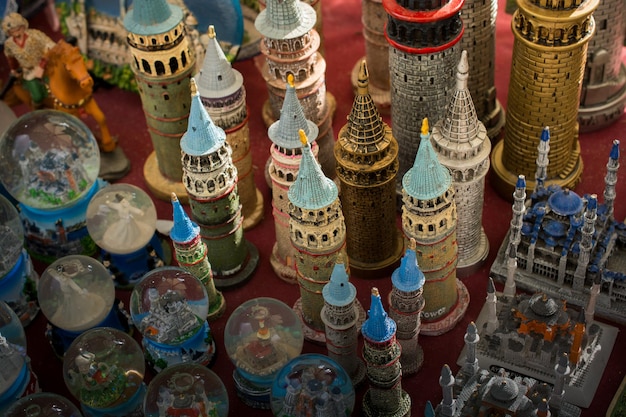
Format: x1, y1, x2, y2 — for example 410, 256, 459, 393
0, 250, 39, 326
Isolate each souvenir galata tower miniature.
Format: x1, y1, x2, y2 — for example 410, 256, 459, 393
361, 287, 411, 417
170, 193, 225, 321
383, 0, 464, 193
578, 0, 626, 131
335, 60, 404, 278
320, 255, 367, 386
431, 51, 491, 276
254, 0, 336, 178
180, 80, 259, 289
123, 0, 195, 201
388, 238, 425, 375
268, 75, 319, 283
490, 0, 599, 198
401, 119, 469, 336
194, 25, 264, 230
290, 130, 347, 344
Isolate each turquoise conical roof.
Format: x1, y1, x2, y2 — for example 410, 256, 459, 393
288, 130, 337, 209
123, 0, 183, 35
180, 79, 226, 156
402, 119, 451, 200
322, 255, 356, 307
391, 239, 425, 292
170, 193, 199, 244
255, 0, 317, 40
196, 26, 243, 99
361, 288, 396, 343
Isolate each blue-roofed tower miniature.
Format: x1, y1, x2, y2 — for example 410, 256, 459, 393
388, 238, 425, 375
289, 129, 348, 344
268, 74, 319, 283
401, 118, 468, 336
170, 192, 225, 321
180, 79, 258, 289
361, 287, 411, 417
320, 254, 366, 386
123, 0, 195, 201
195, 25, 264, 231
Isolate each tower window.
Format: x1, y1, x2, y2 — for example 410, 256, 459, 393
155, 61, 165, 76
169, 57, 179, 73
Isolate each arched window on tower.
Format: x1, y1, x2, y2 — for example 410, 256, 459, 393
142, 59, 152, 74
155, 61, 165, 76
169, 57, 179, 74
181, 51, 187, 68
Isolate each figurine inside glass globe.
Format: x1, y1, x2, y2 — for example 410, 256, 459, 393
0, 110, 99, 210
224, 297, 303, 408
144, 363, 229, 417
0, 194, 23, 276
5, 392, 83, 417
63, 327, 145, 415
271, 354, 355, 417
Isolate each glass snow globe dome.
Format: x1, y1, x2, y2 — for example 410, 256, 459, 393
0, 110, 99, 210
63, 327, 145, 411
270, 354, 355, 417
38, 255, 115, 332
144, 363, 228, 417
0, 194, 23, 277
5, 392, 83, 417
86, 183, 157, 254
0, 300, 26, 349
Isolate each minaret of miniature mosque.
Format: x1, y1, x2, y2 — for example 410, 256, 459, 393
485, 277, 498, 335
255, 0, 336, 178
321, 254, 366, 386
507, 175, 526, 258
335, 60, 403, 277
401, 119, 468, 336
604, 140, 620, 219
462, 322, 480, 379
180, 80, 259, 289
195, 25, 264, 230
431, 50, 491, 275
267, 75, 319, 283
388, 238, 425, 375
503, 242, 517, 298
289, 130, 346, 344
550, 353, 571, 410
438, 364, 456, 417
170, 192, 225, 320
585, 274, 602, 325
535, 127, 550, 193
574, 194, 597, 290
361, 288, 411, 417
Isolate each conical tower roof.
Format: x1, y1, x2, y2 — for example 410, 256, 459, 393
403, 119, 452, 200
268, 75, 318, 149
170, 193, 200, 244
288, 130, 337, 209
610, 139, 620, 161
322, 254, 356, 307
196, 26, 243, 99
123, 0, 183, 35
255, 0, 317, 40
391, 238, 425, 292
362, 287, 396, 343
180, 79, 226, 156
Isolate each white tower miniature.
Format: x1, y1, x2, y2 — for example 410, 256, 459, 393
585, 274, 602, 325
485, 277, 498, 335
604, 140, 620, 219
503, 243, 517, 298
438, 365, 456, 417
535, 127, 550, 191
507, 175, 527, 258
462, 322, 480, 378
550, 352, 571, 410
573, 195, 597, 291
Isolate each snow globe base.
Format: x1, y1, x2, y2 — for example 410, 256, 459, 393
81, 382, 146, 417
233, 369, 271, 409
0, 364, 39, 416
0, 250, 39, 326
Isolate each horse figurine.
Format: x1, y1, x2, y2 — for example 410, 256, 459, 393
8, 39, 116, 153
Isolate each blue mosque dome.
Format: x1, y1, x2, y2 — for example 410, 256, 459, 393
548, 188, 583, 217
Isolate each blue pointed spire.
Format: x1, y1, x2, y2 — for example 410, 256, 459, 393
424, 401, 435, 417
170, 193, 200, 244
288, 130, 338, 209
403, 118, 451, 200
610, 139, 620, 161
391, 238, 425, 292
180, 79, 226, 156
123, 0, 183, 35
362, 287, 396, 343
516, 175, 526, 189
540, 126, 550, 142
586, 194, 597, 212
322, 254, 356, 307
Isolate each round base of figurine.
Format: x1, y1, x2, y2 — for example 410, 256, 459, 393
400, 344, 424, 376
143, 151, 188, 203
490, 139, 583, 202
579, 67, 626, 132
81, 382, 146, 417
0, 250, 39, 327
233, 370, 271, 409
483, 99, 506, 142
260, 92, 337, 129
351, 57, 391, 115
98, 145, 131, 182
351, 359, 368, 387
293, 297, 367, 345
207, 291, 227, 322
213, 240, 259, 289
348, 232, 405, 279
270, 243, 297, 284
363, 388, 411, 417
242, 188, 265, 231
456, 229, 490, 279
420, 279, 470, 337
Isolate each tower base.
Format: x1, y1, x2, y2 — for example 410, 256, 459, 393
348, 232, 405, 279
579, 64, 626, 133
207, 292, 227, 322
270, 242, 297, 284
483, 99, 506, 142
242, 188, 265, 231
400, 344, 424, 376
143, 151, 188, 203
351, 56, 391, 115
363, 389, 411, 417
457, 228, 490, 278
99, 145, 131, 181
420, 279, 470, 336
213, 240, 259, 289
293, 297, 366, 345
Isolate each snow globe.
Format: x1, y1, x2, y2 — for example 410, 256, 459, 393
0, 110, 102, 263
38, 255, 130, 356
0, 194, 39, 325
5, 392, 83, 417
224, 297, 304, 409
86, 183, 167, 289
270, 354, 355, 417
144, 363, 228, 417
63, 327, 146, 417
130, 267, 215, 373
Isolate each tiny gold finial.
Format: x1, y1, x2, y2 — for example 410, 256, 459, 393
171, 192, 178, 202
190, 78, 198, 96
208, 25, 216, 39
409, 238, 416, 251
372, 287, 379, 297
298, 129, 308, 146
421, 118, 429, 135
336, 252, 345, 264
287, 73, 295, 88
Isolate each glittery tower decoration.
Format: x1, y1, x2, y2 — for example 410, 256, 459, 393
361, 287, 411, 417
195, 25, 264, 230
290, 130, 347, 344
170, 193, 225, 320
267, 75, 319, 283
383, 0, 464, 194
388, 238, 425, 375
490, 0, 599, 198
431, 51, 491, 275
123, 0, 195, 201
401, 119, 468, 336
180, 80, 259, 289
335, 60, 404, 278
255, 0, 336, 178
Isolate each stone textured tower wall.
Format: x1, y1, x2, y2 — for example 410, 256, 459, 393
322, 303, 360, 374
362, 0, 390, 90
388, 287, 424, 374
453, 178, 487, 262
362, 338, 406, 415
